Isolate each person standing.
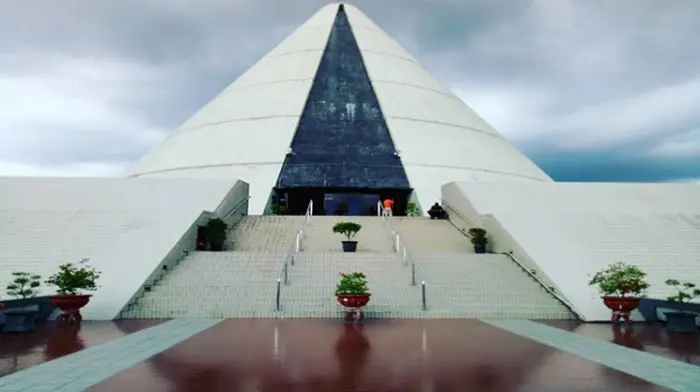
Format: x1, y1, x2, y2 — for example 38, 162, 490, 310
382, 198, 394, 217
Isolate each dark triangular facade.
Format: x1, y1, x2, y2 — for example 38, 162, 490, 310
275, 5, 411, 190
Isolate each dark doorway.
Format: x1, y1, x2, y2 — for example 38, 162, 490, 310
274, 188, 411, 216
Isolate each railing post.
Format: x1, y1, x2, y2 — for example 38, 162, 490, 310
284, 262, 289, 285
295, 231, 300, 253
421, 280, 427, 310
403, 247, 408, 265
395, 233, 400, 253
276, 278, 281, 311
377, 201, 381, 216
411, 262, 416, 286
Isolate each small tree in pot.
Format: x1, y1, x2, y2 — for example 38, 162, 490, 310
45, 258, 101, 323
336, 272, 371, 322
663, 279, 700, 334
2, 271, 42, 333
333, 222, 362, 252
589, 262, 649, 325
205, 217, 228, 251
468, 228, 488, 254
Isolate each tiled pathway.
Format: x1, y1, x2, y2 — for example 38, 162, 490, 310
484, 320, 700, 392
0, 319, 220, 392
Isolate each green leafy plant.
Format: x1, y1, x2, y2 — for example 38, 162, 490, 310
205, 217, 228, 250
6, 271, 42, 299
45, 258, 101, 296
406, 202, 420, 217
588, 262, 650, 297
270, 203, 289, 215
665, 279, 700, 313
336, 272, 369, 295
468, 228, 488, 245
333, 221, 362, 241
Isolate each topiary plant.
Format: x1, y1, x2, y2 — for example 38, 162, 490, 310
6, 271, 42, 299
205, 217, 228, 251
665, 279, 700, 313
45, 258, 101, 296
468, 228, 488, 245
588, 262, 649, 298
332, 222, 362, 241
336, 272, 369, 295
406, 202, 420, 217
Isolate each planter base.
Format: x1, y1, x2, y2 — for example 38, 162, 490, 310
664, 312, 698, 334
474, 244, 486, 254
52, 295, 91, 324
602, 296, 640, 325
341, 241, 358, 253
336, 294, 371, 323
1, 310, 37, 333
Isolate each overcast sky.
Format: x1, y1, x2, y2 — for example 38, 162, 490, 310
1, 0, 699, 182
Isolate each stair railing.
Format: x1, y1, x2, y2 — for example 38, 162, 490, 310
502, 252, 582, 320
276, 200, 313, 311
390, 230, 427, 310
439, 199, 478, 237
275, 235, 296, 311
222, 196, 251, 223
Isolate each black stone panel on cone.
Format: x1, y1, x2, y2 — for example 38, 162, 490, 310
276, 6, 410, 189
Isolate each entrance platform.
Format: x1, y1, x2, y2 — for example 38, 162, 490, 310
1, 319, 699, 391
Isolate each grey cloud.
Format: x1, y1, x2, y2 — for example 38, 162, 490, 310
1, 0, 699, 182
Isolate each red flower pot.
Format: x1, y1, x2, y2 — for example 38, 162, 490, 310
52, 295, 92, 323
336, 294, 371, 308
602, 296, 640, 325
336, 294, 371, 322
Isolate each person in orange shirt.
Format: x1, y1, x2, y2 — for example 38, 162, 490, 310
382, 198, 394, 217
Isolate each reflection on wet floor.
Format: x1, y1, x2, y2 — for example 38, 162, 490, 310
87, 319, 670, 392
540, 320, 700, 365
0, 319, 166, 377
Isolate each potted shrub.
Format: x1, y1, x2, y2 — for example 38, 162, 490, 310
2, 271, 42, 333
589, 262, 649, 325
205, 217, 228, 251
663, 279, 700, 334
45, 258, 101, 323
336, 272, 371, 321
406, 202, 421, 217
333, 222, 362, 252
468, 228, 488, 254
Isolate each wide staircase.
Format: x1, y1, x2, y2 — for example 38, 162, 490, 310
119, 216, 302, 318
120, 213, 575, 320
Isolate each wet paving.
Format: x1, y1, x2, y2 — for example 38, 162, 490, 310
88, 319, 670, 392
540, 320, 700, 365
0, 319, 166, 378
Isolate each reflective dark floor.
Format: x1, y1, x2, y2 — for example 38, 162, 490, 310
88, 319, 670, 392
0, 319, 166, 377
540, 320, 700, 365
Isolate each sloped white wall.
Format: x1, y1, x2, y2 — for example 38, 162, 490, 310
0, 177, 248, 320
346, 4, 552, 211
442, 181, 700, 321
128, 5, 338, 213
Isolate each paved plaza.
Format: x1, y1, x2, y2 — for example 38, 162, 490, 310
0, 319, 699, 391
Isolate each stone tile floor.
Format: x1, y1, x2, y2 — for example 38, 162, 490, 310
540, 320, 700, 365
0, 319, 166, 378
1, 319, 699, 391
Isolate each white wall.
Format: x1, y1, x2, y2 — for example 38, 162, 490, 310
0, 177, 249, 320
443, 181, 700, 321
346, 4, 552, 211
128, 5, 338, 213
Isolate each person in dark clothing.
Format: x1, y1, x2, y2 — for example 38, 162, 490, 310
428, 202, 447, 219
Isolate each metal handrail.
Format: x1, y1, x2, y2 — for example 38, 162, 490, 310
440, 199, 479, 236
275, 199, 313, 311
223, 196, 251, 221
501, 252, 581, 320
387, 224, 427, 310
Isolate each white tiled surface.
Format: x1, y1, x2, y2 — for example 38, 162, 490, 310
0, 177, 243, 320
